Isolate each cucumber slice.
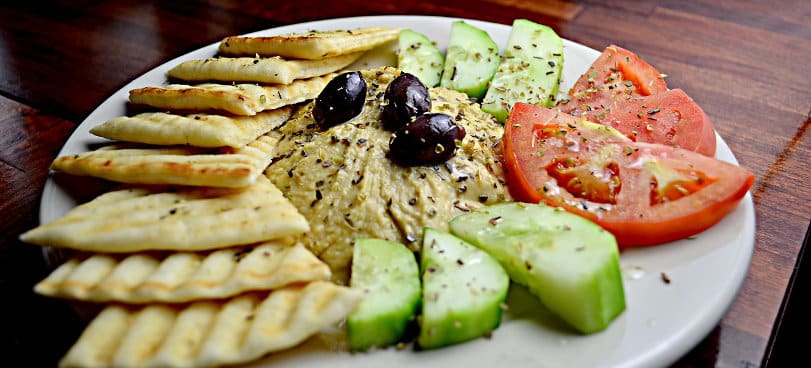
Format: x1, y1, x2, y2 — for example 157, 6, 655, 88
418, 228, 509, 349
347, 238, 421, 351
397, 29, 444, 87
439, 21, 500, 99
481, 19, 564, 123
449, 202, 625, 334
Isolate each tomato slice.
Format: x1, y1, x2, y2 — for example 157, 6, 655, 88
558, 44, 668, 116
578, 89, 717, 156
504, 103, 754, 248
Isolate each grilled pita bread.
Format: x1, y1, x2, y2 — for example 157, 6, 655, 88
49, 133, 277, 187
89, 107, 291, 148
35, 241, 331, 304
129, 73, 335, 116
167, 52, 362, 84
218, 27, 399, 59
58, 281, 363, 368
19, 176, 309, 253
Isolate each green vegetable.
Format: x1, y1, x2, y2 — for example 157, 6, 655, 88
347, 238, 421, 351
439, 21, 500, 99
397, 29, 444, 87
449, 202, 625, 334
418, 228, 509, 349
481, 19, 564, 123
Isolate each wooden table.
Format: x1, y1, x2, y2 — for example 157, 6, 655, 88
1, 1, 808, 366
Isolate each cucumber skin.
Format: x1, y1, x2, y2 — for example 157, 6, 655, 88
482, 19, 564, 123
418, 228, 509, 349
347, 238, 421, 352
397, 29, 444, 87
449, 202, 626, 334
440, 21, 500, 99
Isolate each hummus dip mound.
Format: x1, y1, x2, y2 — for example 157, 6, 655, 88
266, 66, 511, 282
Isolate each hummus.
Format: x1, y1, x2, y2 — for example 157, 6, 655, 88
266, 66, 511, 282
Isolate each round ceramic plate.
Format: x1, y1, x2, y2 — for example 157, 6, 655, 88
39, 15, 756, 368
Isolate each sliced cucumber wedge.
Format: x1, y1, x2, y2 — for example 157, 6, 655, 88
439, 21, 500, 99
397, 29, 444, 87
418, 228, 509, 349
449, 202, 625, 334
347, 238, 421, 351
482, 19, 564, 123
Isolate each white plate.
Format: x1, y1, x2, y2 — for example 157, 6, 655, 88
39, 15, 756, 368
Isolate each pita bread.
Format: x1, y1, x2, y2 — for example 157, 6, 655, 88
35, 240, 331, 303
19, 176, 310, 253
167, 53, 362, 84
49, 133, 277, 187
218, 27, 399, 59
89, 107, 291, 148
58, 282, 363, 368
128, 73, 335, 116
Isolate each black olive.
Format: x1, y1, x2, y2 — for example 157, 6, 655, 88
312, 71, 367, 128
381, 72, 431, 130
389, 113, 466, 166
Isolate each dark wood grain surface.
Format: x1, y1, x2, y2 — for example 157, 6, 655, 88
1, 1, 809, 367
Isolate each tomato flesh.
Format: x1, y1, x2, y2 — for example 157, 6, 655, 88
577, 89, 717, 156
504, 103, 754, 248
557, 44, 668, 116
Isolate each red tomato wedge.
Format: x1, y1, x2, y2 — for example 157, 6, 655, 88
579, 89, 717, 156
503, 103, 754, 248
557, 44, 668, 116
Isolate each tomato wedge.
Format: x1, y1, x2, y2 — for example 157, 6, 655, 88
503, 102, 754, 247
579, 89, 717, 156
557, 44, 668, 116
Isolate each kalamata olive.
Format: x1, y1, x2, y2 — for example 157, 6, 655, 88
312, 71, 367, 128
382, 72, 431, 130
389, 113, 466, 166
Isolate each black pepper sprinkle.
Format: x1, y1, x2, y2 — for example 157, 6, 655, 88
408, 198, 417, 206
489, 216, 502, 226
479, 195, 488, 203
457, 259, 465, 265
547, 61, 556, 67
287, 169, 294, 178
